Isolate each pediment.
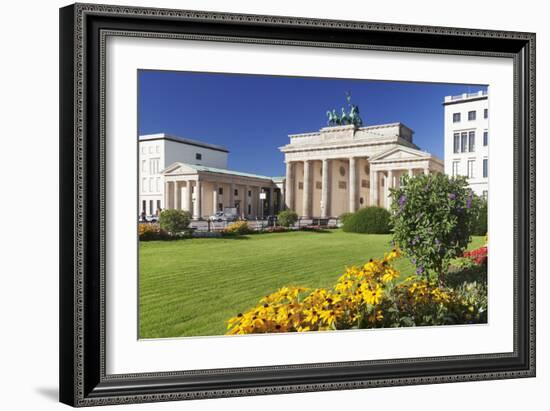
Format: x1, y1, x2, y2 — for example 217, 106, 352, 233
369, 146, 432, 162
161, 162, 199, 175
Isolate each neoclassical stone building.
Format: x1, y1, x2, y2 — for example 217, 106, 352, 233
139, 122, 443, 220
280, 123, 444, 218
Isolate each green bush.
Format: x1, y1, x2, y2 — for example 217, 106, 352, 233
342, 206, 390, 234
338, 212, 354, 226
471, 197, 488, 236
159, 209, 191, 234
389, 173, 477, 285
277, 210, 298, 227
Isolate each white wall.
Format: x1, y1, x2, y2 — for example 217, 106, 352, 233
0, 1, 546, 411
164, 139, 228, 169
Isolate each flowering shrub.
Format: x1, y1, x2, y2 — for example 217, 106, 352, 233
463, 246, 488, 266
389, 174, 477, 285
226, 249, 487, 334
222, 220, 252, 236
138, 223, 169, 241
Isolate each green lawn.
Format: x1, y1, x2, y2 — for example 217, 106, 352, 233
139, 230, 484, 338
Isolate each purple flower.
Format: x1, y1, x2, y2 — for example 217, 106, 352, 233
448, 193, 456, 200
411, 258, 417, 264
398, 195, 407, 207
416, 266, 425, 275
466, 197, 472, 209
435, 238, 440, 246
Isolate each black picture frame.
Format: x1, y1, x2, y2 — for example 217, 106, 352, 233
59, 3, 536, 407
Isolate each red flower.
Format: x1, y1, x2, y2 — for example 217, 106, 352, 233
463, 246, 488, 265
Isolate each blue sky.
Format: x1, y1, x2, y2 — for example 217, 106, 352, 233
138, 70, 487, 177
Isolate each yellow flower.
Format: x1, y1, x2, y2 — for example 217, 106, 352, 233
319, 309, 337, 326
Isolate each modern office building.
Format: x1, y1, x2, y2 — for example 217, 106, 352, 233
443, 90, 489, 198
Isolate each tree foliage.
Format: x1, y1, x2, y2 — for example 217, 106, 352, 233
389, 174, 477, 285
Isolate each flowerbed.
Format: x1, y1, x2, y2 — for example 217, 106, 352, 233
226, 249, 487, 335
138, 223, 170, 241
463, 246, 488, 266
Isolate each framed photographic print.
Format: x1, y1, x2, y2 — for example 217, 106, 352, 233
59, 3, 536, 407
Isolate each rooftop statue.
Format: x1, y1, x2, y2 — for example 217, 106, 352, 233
326, 92, 364, 127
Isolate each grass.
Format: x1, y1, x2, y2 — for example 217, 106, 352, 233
139, 230, 484, 338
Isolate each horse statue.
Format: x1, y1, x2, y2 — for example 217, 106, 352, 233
326, 109, 341, 126
349, 104, 363, 127
340, 107, 351, 125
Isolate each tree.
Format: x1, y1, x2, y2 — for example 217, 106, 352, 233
389, 173, 477, 286
159, 209, 192, 234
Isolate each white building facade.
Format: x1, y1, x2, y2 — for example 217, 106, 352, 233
139, 133, 229, 216
443, 91, 489, 198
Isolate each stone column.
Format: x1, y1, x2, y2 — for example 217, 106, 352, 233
321, 159, 330, 217
370, 170, 378, 207
387, 170, 394, 208
173, 181, 180, 209
408, 168, 414, 177
302, 160, 312, 218
180, 183, 187, 212
285, 162, 294, 211
164, 181, 171, 209
212, 184, 218, 213
193, 180, 202, 220
184, 182, 193, 212
424, 167, 430, 175
349, 157, 357, 212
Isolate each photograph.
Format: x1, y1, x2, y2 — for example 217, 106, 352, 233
137, 71, 489, 339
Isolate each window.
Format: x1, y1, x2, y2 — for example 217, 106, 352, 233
483, 131, 488, 146
142, 200, 146, 214
315, 181, 322, 190
149, 178, 153, 192
149, 200, 153, 215
453, 113, 461, 123
218, 203, 223, 211
339, 166, 346, 176
468, 110, 476, 121
484, 108, 488, 119
452, 161, 460, 177
141, 146, 146, 154
361, 179, 369, 188
453, 133, 460, 153
482, 190, 488, 200
195, 153, 202, 160
298, 182, 303, 190
467, 159, 475, 178
142, 178, 147, 192
149, 146, 153, 153
156, 177, 160, 192
248, 204, 251, 214
156, 200, 161, 213
248, 190, 251, 197
461, 132, 468, 153
234, 189, 238, 196
468, 131, 475, 152
338, 181, 347, 189
359, 197, 364, 205
483, 158, 488, 178
150, 158, 160, 174
141, 160, 147, 173
218, 187, 223, 195
156, 145, 160, 153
